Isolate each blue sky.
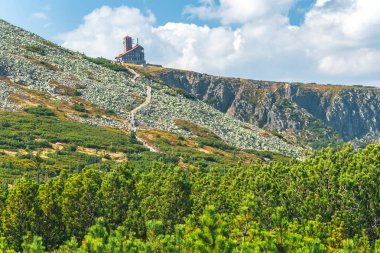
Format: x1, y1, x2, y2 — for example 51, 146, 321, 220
0, 0, 212, 42
0, 0, 314, 40
1, 0, 380, 86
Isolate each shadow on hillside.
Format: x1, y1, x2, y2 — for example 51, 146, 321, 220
0, 65, 7, 76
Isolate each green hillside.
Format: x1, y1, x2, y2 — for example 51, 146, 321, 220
0, 109, 272, 184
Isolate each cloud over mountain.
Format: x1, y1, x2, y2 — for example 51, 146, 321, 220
60, 1, 380, 86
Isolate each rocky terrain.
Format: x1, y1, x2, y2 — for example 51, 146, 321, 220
0, 19, 300, 156
136, 66, 380, 148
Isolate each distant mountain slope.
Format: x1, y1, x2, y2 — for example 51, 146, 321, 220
0, 19, 300, 156
131, 65, 380, 148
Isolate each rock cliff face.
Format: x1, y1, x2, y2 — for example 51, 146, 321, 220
154, 69, 380, 148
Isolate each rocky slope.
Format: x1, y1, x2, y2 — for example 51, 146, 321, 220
136, 66, 380, 148
0, 19, 300, 156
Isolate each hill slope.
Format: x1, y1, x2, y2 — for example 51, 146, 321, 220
0, 19, 300, 156
131, 65, 380, 148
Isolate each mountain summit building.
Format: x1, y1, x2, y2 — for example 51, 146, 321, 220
115, 36, 146, 65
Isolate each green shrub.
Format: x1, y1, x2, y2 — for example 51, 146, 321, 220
106, 109, 115, 115
64, 144, 77, 152
1, 121, 11, 127
103, 154, 112, 160
197, 137, 236, 151
25, 45, 46, 56
84, 57, 126, 72
174, 119, 219, 139
73, 89, 82, 96
173, 88, 196, 100
72, 104, 86, 112
0, 111, 146, 153
24, 106, 55, 116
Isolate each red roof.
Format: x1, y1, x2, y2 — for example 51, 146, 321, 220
115, 44, 143, 58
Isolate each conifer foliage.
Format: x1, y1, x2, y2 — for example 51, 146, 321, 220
0, 144, 380, 252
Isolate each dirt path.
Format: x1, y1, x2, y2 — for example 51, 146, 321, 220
129, 86, 151, 132
127, 67, 141, 83
125, 66, 157, 152
136, 135, 159, 152
129, 87, 157, 152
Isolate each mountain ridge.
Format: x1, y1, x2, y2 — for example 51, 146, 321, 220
130, 65, 380, 148
0, 19, 300, 157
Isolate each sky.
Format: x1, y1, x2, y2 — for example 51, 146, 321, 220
1, 0, 380, 86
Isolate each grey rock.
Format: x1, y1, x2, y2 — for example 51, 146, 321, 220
156, 70, 380, 147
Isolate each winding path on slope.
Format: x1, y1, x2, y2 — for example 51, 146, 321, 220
129, 85, 151, 132
126, 66, 157, 152
128, 67, 141, 83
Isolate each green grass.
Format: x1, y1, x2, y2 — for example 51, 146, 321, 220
0, 110, 285, 185
43, 150, 102, 170
24, 105, 55, 116
0, 111, 145, 153
0, 111, 150, 184
137, 129, 255, 168
0, 151, 106, 185
196, 137, 237, 151
72, 104, 86, 112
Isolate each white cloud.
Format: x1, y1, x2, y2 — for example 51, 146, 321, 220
60, 5, 239, 72
32, 12, 48, 20
60, 1, 380, 86
61, 6, 156, 58
318, 49, 380, 75
315, 0, 331, 7
185, 0, 293, 25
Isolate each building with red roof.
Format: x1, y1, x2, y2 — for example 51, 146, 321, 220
115, 36, 146, 65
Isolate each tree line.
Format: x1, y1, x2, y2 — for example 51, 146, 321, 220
0, 144, 380, 252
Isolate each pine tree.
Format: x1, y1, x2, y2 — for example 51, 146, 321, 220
61, 169, 102, 241
1, 179, 38, 251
